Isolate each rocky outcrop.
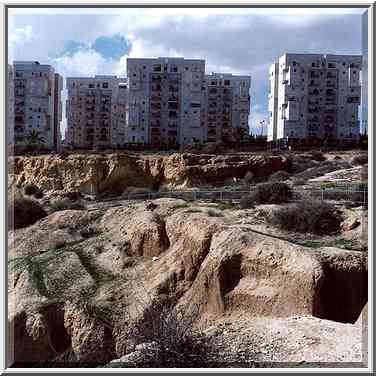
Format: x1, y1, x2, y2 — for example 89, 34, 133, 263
7, 199, 367, 365
9, 153, 288, 195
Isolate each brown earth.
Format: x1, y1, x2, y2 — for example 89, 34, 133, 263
8, 152, 288, 195
7, 198, 367, 366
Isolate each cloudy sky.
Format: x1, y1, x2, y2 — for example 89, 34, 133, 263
8, 7, 365, 136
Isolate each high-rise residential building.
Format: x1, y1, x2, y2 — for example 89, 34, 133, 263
8, 64, 15, 146
267, 53, 362, 142
204, 73, 251, 142
66, 75, 125, 149
126, 57, 206, 145
13, 61, 62, 150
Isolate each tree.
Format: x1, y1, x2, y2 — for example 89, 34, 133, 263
26, 130, 45, 149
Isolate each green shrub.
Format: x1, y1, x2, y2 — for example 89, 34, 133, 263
50, 199, 86, 212
350, 154, 368, 166
310, 150, 326, 161
9, 196, 47, 229
244, 171, 255, 185
268, 170, 290, 182
251, 182, 293, 204
128, 300, 208, 367
267, 199, 342, 235
23, 183, 42, 197
206, 209, 224, 217
239, 195, 255, 209
292, 178, 306, 186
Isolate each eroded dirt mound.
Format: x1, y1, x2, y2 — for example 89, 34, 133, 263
7, 199, 367, 365
9, 153, 288, 195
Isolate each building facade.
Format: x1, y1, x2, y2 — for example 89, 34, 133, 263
66, 75, 125, 149
127, 57, 206, 145
267, 63, 279, 142
267, 53, 362, 142
112, 81, 129, 146
8, 65, 15, 146
13, 61, 61, 150
204, 73, 251, 143
53, 73, 63, 152
127, 57, 251, 145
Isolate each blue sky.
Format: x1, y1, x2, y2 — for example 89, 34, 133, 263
8, 7, 365, 136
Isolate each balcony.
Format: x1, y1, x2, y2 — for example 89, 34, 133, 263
308, 88, 320, 96
326, 81, 337, 88
310, 71, 320, 78
168, 102, 179, 110
15, 90, 25, 97
168, 111, 177, 119
347, 96, 360, 104
151, 111, 161, 118
151, 128, 161, 134
308, 106, 319, 113
327, 72, 337, 79
152, 75, 162, 82
151, 85, 162, 92
15, 126, 25, 133
168, 95, 179, 102
151, 95, 161, 101
168, 86, 179, 93
151, 103, 161, 110
308, 80, 319, 87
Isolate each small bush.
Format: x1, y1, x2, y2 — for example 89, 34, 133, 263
268, 170, 290, 182
239, 195, 255, 209
267, 199, 342, 235
310, 150, 326, 161
128, 300, 208, 367
9, 196, 47, 229
251, 182, 293, 204
292, 178, 306, 186
244, 171, 255, 185
206, 209, 224, 217
350, 154, 368, 166
23, 183, 44, 198
23, 184, 39, 196
50, 199, 86, 212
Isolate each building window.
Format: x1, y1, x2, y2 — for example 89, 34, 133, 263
103, 82, 108, 88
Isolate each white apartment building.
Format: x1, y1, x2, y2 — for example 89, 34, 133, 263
66, 75, 125, 149
127, 57, 206, 145
204, 73, 251, 142
13, 61, 62, 150
267, 53, 362, 142
8, 65, 14, 146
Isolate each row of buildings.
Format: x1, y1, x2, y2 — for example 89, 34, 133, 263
7, 53, 363, 151
8, 58, 251, 151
